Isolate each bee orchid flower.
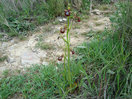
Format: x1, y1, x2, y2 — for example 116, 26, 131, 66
65, 10, 70, 16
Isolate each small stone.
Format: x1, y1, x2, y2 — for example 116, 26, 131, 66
59, 19, 63, 22
10, 39, 15, 43
7, 57, 15, 63
63, 18, 67, 22
57, 17, 67, 23
92, 9, 101, 15
57, 17, 63, 22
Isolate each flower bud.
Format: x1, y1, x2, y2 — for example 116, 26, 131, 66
70, 49, 75, 55
72, 51, 75, 55
58, 55, 64, 61
77, 17, 81, 22
68, 7, 70, 10
60, 27, 65, 34
58, 56, 62, 61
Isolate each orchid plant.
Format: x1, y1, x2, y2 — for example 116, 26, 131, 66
58, 5, 80, 89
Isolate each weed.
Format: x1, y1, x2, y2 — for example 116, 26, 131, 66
18, 35, 27, 41
96, 0, 111, 4
82, 0, 90, 10
42, 25, 52, 33
82, 14, 90, 20
47, 0, 64, 16
98, 4, 110, 11
0, 34, 3, 39
73, 24, 81, 29
52, 20, 60, 25
96, 30, 103, 34
2, 69, 9, 77
95, 22, 103, 26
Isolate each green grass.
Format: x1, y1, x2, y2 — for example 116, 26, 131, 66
97, 4, 110, 11
0, 34, 2, 38
2, 69, 9, 77
75, 29, 132, 98
0, 65, 60, 98
0, 61, 83, 99
0, 0, 64, 38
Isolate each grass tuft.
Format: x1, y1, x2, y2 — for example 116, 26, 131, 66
36, 42, 55, 50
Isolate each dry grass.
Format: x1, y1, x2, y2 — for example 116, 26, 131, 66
95, 22, 103, 26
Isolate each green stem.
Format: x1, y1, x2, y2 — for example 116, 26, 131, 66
63, 45, 67, 81
67, 16, 72, 88
67, 17, 70, 41
67, 41, 71, 88
60, 35, 68, 44
69, 20, 73, 44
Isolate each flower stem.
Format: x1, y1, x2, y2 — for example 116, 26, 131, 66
67, 16, 72, 88
63, 44, 67, 80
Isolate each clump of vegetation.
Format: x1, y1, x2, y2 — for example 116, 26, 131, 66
36, 42, 55, 50
0, 63, 83, 98
76, 1, 132, 98
95, 0, 112, 4
95, 22, 103, 26
0, 56, 7, 62
98, 4, 110, 10
0, 0, 64, 38
0, 34, 3, 39
57, 5, 81, 90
